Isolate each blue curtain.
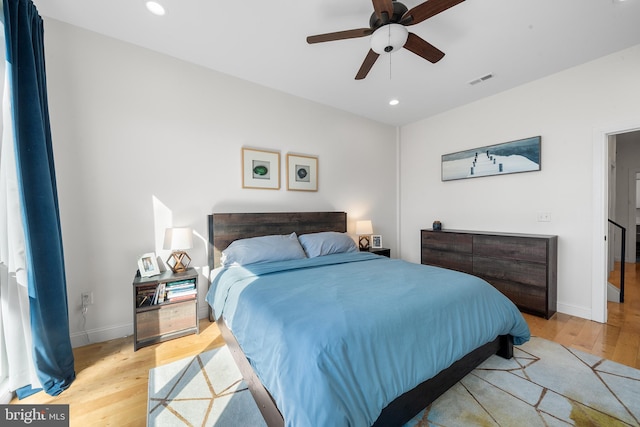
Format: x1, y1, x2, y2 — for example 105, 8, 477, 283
3, 0, 75, 396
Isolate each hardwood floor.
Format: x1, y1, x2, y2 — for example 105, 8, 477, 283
10, 262, 640, 426
10, 319, 226, 426
523, 261, 640, 369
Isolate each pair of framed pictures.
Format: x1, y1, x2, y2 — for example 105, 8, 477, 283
242, 148, 318, 191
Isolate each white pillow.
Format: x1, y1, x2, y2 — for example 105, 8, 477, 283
220, 232, 307, 267
298, 232, 358, 258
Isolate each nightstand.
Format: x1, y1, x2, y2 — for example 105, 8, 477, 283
132, 267, 199, 351
362, 247, 391, 257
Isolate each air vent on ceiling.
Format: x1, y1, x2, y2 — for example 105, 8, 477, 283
468, 73, 494, 86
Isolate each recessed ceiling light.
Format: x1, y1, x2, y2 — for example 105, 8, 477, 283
389, 99, 400, 106
146, 1, 165, 16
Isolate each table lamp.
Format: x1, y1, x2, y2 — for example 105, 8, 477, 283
163, 227, 193, 273
355, 220, 373, 250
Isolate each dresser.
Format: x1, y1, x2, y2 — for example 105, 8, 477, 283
421, 229, 557, 319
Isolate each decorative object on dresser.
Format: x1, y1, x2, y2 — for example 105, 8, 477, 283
441, 136, 541, 181
421, 229, 557, 318
132, 267, 198, 351
432, 220, 442, 231
286, 153, 318, 191
355, 219, 373, 250
163, 227, 193, 273
242, 147, 281, 190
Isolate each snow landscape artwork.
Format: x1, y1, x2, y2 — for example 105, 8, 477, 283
442, 136, 541, 181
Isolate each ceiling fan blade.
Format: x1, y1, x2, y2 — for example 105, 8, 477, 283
372, 0, 394, 23
401, 0, 465, 26
307, 28, 373, 44
403, 32, 445, 63
355, 49, 380, 80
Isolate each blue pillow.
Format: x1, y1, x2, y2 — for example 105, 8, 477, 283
220, 232, 307, 267
298, 232, 358, 258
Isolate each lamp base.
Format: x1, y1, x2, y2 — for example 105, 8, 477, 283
359, 235, 371, 251
166, 251, 191, 273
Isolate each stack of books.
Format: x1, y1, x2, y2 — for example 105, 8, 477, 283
164, 279, 197, 302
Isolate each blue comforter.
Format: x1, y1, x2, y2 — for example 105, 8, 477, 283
207, 252, 530, 427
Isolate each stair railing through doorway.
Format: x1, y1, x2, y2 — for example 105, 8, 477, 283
608, 219, 625, 303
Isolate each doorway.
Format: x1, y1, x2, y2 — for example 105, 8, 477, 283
594, 124, 640, 323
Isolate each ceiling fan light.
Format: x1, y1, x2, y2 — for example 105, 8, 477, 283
371, 24, 408, 55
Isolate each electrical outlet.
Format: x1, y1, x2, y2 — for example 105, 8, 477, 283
537, 212, 551, 222
81, 292, 93, 306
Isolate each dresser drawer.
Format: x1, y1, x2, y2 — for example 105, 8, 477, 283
421, 231, 473, 253
473, 256, 547, 288
473, 235, 548, 263
422, 248, 473, 274
487, 278, 548, 317
136, 300, 196, 341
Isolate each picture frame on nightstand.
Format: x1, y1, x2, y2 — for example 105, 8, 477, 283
138, 252, 160, 277
371, 235, 382, 249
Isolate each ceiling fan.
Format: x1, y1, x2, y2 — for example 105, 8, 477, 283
306, 0, 465, 80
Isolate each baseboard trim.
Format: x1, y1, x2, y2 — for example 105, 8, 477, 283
556, 302, 593, 322
70, 307, 211, 347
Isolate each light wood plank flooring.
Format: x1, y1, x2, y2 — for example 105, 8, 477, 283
10, 262, 640, 426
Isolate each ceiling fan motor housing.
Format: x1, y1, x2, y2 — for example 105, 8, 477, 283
369, 1, 409, 28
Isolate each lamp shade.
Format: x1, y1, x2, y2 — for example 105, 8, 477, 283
163, 227, 193, 250
355, 220, 373, 235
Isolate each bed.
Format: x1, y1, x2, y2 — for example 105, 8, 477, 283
206, 211, 530, 427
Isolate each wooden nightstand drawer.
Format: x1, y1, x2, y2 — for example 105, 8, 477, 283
136, 300, 196, 341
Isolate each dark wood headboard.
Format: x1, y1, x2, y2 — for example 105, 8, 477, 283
207, 212, 347, 269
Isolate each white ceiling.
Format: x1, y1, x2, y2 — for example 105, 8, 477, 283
33, 0, 640, 126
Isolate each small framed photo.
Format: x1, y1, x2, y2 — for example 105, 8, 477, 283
287, 154, 318, 191
371, 235, 382, 249
242, 148, 280, 190
138, 252, 160, 277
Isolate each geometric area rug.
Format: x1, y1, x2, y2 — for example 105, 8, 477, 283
148, 337, 640, 426
147, 346, 266, 427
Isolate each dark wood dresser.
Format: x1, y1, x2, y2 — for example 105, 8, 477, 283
421, 229, 558, 319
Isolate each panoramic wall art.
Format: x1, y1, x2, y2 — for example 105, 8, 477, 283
441, 136, 541, 181
242, 148, 280, 190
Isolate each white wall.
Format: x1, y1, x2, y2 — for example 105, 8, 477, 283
43, 19, 397, 346
400, 44, 640, 320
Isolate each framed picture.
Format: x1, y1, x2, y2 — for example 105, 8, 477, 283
441, 136, 541, 181
371, 235, 382, 249
287, 154, 318, 191
242, 148, 280, 190
138, 252, 160, 277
